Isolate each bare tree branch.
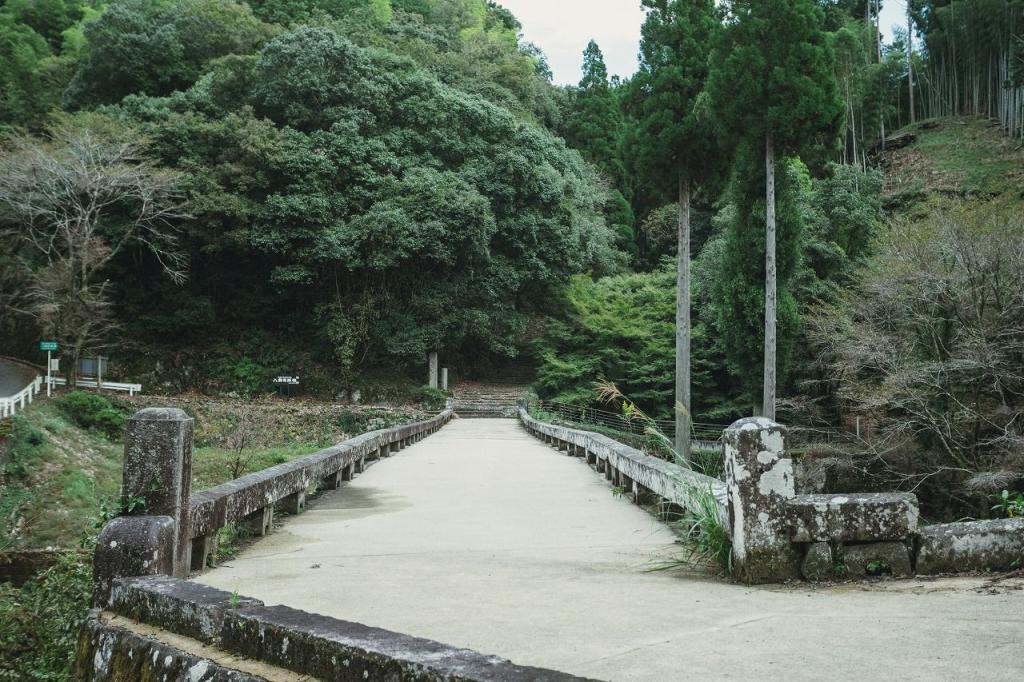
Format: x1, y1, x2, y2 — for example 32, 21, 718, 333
0, 115, 189, 381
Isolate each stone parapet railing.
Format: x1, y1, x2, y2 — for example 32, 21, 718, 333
77, 575, 594, 681
521, 408, 1024, 584
92, 406, 453, 605
81, 403, 605, 679
188, 409, 453, 569
518, 407, 729, 527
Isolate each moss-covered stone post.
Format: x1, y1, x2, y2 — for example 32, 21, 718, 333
122, 407, 194, 578
723, 417, 800, 583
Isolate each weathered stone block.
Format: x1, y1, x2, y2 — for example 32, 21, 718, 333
222, 605, 596, 681
321, 469, 342, 490
76, 609, 261, 681
838, 541, 913, 578
723, 417, 800, 584
793, 458, 827, 494
800, 542, 836, 581
916, 518, 1024, 575
787, 492, 919, 543
109, 575, 262, 644
92, 515, 175, 607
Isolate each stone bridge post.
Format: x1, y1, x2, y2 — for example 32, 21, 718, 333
723, 417, 800, 584
93, 408, 194, 604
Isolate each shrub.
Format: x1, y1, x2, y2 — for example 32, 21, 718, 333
410, 385, 448, 412
807, 203, 1024, 519
0, 552, 92, 680
56, 391, 126, 439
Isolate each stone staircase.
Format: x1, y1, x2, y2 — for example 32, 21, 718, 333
452, 381, 531, 418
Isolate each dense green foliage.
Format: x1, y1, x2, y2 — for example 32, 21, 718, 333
536, 162, 883, 422
0, 0, 94, 131
66, 0, 278, 107
0, 552, 91, 680
708, 0, 844, 158
116, 25, 615, 382
0, 0, 619, 393
56, 391, 127, 439
704, 0, 844, 409
564, 40, 635, 253
534, 267, 725, 422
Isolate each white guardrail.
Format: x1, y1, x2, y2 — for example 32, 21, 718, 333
51, 377, 142, 396
1, 376, 42, 418
1, 362, 144, 419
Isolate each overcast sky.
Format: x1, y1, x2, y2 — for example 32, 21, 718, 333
498, 0, 646, 85
498, 1, 909, 86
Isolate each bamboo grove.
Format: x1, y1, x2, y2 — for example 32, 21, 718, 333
914, 0, 1024, 138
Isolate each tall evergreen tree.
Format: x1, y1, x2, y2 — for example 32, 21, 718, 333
629, 0, 719, 459
708, 0, 842, 419
568, 40, 623, 180
566, 40, 634, 251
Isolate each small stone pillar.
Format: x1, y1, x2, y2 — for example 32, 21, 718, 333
242, 506, 273, 536
122, 408, 194, 578
723, 417, 800, 583
428, 352, 439, 389
277, 490, 306, 515
321, 469, 342, 490
441, 368, 448, 391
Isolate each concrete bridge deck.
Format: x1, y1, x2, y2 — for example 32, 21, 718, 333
197, 418, 1024, 681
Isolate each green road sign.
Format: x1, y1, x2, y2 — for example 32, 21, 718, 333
39, 340, 58, 352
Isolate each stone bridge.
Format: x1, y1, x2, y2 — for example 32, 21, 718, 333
79, 407, 1024, 681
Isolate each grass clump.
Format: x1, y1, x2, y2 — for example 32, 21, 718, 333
674, 483, 733, 574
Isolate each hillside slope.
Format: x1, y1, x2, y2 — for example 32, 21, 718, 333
812, 115, 1024, 521
879, 116, 1024, 210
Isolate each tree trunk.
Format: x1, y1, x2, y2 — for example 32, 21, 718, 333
762, 132, 777, 421
69, 347, 80, 389
908, 7, 916, 124
675, 173, 691, 463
